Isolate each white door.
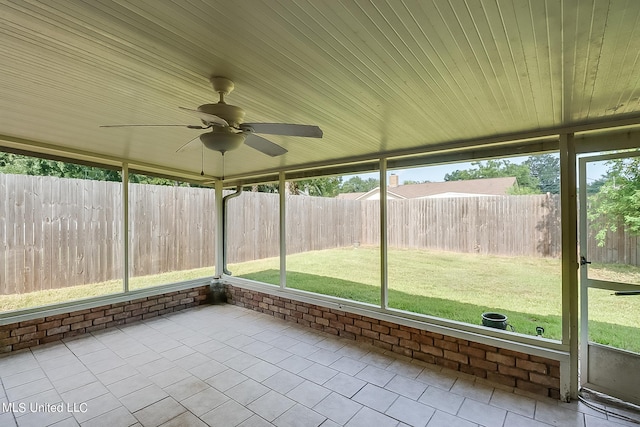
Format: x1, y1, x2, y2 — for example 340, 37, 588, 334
579, 151, 640, 405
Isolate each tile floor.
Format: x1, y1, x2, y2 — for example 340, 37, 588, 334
0, 304, 638, 427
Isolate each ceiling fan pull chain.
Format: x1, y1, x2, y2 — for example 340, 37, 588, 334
200, 144, 204, 176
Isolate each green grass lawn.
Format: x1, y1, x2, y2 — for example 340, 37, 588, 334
2, 247, 639, 352
0, 267, 215, 314
231, 247, 640, 352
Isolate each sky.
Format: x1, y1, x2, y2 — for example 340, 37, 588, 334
352, 154, 611, 185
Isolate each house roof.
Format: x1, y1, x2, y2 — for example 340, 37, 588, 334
1, 2, 640, 185
336, 177, 517, 200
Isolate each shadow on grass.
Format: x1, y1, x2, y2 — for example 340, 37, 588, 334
238, 270, 640, 351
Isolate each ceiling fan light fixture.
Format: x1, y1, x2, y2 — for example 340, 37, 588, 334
200, 131, 245, 154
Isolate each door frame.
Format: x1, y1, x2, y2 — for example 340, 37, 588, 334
578, 151, 640, 405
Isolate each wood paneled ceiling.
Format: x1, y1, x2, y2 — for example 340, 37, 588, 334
1, 0, 640, 183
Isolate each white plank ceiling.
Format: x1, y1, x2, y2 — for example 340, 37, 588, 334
1, 0, 639, 182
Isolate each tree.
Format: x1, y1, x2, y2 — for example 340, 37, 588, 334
339, 176, 379, 193
588, 157, 640, 246
524, 154, 560, 194
444, 159, 540, 193
290, 177, 342, 197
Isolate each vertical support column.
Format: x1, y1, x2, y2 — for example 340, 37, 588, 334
122, 163, 129, 293
379, 159, 388, 309
214, 180, 224, 279
559, 133, 579, 401
279, 172, 286, 289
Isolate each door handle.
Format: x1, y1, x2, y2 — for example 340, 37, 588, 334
580, 256, 591, 266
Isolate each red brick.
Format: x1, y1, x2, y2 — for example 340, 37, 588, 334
486, 352, 515, 366
11, 325, 37, 336
71, 320, 92, 331
413, 334, 433, 346
13, 340, 39, 350
37, 320, 62, 330
339, 331, 356, 340
362, 329, 379, 340
84, 311, 105, 321
469, 357, 498, 372
434, 339, 458, 352
516, 379, 550, 396
329, 320, 345, 331
436, 358, 459, 371
443, 350, 468, 364
498, 364, 529, 380
323, 312, 338, 321
399, 338, 420, 351
516, 359, 548, 374
0, 337, 20, 346
148, 303, 164, 312
392, 345, 414, 357
19, 331, 46, 342
413, 351, 436, 364
124, 303, 141, 311
459, 345, 486, 359
105, 307, 124, 316
45, 313, 69, 321
373, 341, 393, 351
390, 329, 411, 339
47, 325, 71, 336
379, 320, 397, 329
316, 316, 329, 326
529, 372, 560, 388
344, 324, 361, 335
372, 324, 390, 335
530, 355, 560, 367
295, 305, 309, 314
338, 316, 353, 325
469, 342, 498, 352
460, 364, 487, 378
420, 344, 443, 357
309, 308, 323, 317
324, 327, 339, 336
126, 315, 143, 324
354, 320, 372, 330
18, 319, 41, 327
379, 334, 399, 346
62, 315, 85, 326
499, 348, 529, 360
487, 371, 517, 387
40, 334, 64, 344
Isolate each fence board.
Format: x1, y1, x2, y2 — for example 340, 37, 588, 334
2, 174, 639, 295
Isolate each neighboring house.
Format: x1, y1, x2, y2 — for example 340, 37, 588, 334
336, 175, 518, 200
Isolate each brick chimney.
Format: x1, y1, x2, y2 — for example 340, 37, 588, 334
389, 173, 399, 188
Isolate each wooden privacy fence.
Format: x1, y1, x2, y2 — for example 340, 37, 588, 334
1, 174, 639, 295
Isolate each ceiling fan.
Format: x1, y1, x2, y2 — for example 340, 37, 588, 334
101, 76, 323, 159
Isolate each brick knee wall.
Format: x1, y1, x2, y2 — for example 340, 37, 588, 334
0, 286, 208, 353
225, 284, 561, 399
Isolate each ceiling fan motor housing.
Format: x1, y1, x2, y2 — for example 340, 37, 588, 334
197, 103, 245, 127
200, 128, 245, 154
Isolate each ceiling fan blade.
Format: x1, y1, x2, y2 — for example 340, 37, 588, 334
240, 123, 323, 138
244, 134, 288, 157
100, 124, 208, 129
175, 134, 202, 153
179, 107, 229, 127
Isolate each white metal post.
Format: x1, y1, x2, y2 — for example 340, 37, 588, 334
214, 180, 224, 279
380, 159, 388, 309
559, 133, 579, 401
280, 171, 286, 289
122, 163, 129, 293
